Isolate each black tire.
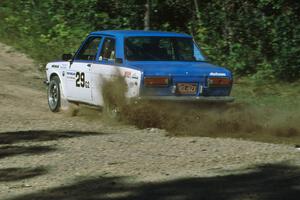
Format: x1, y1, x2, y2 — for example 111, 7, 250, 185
47, 76, 61, 112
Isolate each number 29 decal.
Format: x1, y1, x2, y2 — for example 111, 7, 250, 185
75, 72, 90, 88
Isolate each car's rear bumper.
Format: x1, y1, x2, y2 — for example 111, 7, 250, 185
136, 96, 235, 103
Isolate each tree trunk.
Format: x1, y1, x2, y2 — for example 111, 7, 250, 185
193, 0, 201, 23
144, 0, 151, 30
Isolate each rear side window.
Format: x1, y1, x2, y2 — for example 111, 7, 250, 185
76, 37, 102, 61
99, 38, 116, 61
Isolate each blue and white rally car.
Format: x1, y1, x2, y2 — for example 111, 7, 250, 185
45, 30, 234, 112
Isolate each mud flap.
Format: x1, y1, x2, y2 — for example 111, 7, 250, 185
59, 83, 70, 111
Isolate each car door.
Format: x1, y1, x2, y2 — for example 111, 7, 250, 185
91, 37, 118, 106
66, 36, 102, 103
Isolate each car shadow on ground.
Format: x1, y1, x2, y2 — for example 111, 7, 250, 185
8, 163, 300, 200
0, 130, 103, 145
0, 167, 48, 182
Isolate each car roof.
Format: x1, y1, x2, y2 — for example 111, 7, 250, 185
89, 30, 192, 38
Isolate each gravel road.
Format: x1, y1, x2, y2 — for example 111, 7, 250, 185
0, 43, 299, 200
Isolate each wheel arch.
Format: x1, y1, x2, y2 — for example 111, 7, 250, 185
50, 72, 60, 81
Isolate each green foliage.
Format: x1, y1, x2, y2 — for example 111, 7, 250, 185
193, 0, 300, 81
0, 0, 144, 63
0, 0, 299, 81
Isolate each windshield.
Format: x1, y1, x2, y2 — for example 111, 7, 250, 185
125, 37, 205, 61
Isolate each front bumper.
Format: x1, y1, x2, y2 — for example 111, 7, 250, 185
136, 96, 235, 103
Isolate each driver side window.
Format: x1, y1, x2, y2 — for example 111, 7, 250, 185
99, 38, 116, 61
76, 37, 102, 61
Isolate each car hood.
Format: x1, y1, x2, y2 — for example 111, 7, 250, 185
126, 61, 231, 77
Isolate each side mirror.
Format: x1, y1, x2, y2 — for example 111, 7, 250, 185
62, 53, 73, 61
115, 58, 123, 64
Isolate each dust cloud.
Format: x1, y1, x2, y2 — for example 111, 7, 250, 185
100, 76, 300, 141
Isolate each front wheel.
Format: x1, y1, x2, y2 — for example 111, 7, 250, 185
48, 76, 61, 112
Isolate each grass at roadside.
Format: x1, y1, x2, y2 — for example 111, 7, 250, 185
232, 78, 300, 110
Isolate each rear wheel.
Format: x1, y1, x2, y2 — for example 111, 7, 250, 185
48, 76, 61, 112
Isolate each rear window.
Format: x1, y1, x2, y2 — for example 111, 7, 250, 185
125, 36, 205, 62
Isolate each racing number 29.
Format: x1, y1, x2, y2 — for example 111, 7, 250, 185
75, 72, 89, 88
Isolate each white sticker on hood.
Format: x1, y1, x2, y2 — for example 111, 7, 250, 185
209, 72, 226, 76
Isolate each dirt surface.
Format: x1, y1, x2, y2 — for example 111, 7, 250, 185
0, 43, 299, 200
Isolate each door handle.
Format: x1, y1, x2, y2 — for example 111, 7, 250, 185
87, 64, 91, 67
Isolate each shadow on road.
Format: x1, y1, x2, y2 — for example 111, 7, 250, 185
0, 145, 56, 160
8, 163, 300, 200
0, 130, 104, 160
0, 130, 103, 145
0, 167, 47, 182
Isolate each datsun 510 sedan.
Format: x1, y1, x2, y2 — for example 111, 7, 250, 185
45, 30, 234, 112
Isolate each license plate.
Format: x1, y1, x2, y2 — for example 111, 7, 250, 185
176, 83, 197, 94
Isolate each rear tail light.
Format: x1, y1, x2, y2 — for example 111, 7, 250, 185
144, 77, 169, 87
208, 77, 232, 87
